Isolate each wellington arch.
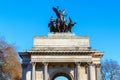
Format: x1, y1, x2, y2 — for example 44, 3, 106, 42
19, 7, 104, 80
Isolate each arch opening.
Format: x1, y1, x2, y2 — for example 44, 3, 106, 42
52, 72, 72, 80
54, 76, 68, 80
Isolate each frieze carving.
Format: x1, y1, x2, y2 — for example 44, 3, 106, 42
32, 47, 90, 51
31, 58, 92, 63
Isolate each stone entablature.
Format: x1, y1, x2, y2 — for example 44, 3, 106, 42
31, 55, 92, 63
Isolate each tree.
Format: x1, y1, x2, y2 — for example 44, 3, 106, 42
101, 59, 120, 80
0, 37, 21, 80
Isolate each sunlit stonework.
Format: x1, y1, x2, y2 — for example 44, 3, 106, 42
19, 7, 103, 80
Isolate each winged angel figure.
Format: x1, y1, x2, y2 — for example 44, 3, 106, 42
52, 7, 66, 22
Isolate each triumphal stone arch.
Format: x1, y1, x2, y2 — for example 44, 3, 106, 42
19, 33, 103, 80
19, 7, 103, 80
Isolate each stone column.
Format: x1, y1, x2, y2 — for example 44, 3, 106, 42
76, 62, 81, 80
32, 62, 36, 80
43, 62, 48, 80
96, 64, 101, 80
22, 64, 27, 80
74, 65, 77, 80
80, 63, 88, 80
88, 63, 96, 80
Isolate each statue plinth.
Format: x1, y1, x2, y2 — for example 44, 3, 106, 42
33, 33, 89, 49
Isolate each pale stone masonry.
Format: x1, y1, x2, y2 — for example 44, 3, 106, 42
19, 33, 103, 80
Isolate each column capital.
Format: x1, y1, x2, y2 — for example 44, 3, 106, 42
75, 62, 81, 66
95, 64, 101, 68
87, 62, 92, 65
42, 62, 48, 66
30, 62, 36, 66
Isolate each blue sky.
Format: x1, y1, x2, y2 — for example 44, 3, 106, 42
0, 0, 120, 71
55, 76, 68, 80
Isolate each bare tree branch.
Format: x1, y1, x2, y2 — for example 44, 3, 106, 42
101, 59, 120, 80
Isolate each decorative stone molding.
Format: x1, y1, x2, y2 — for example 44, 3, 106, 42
31, 62, 36, 66
75, 62, 81, 66
95, 64, 101, 68
42, 62, 48, 66
80, 62, 88, 67
32, 47, 91, 51
31, 58, 92, 63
